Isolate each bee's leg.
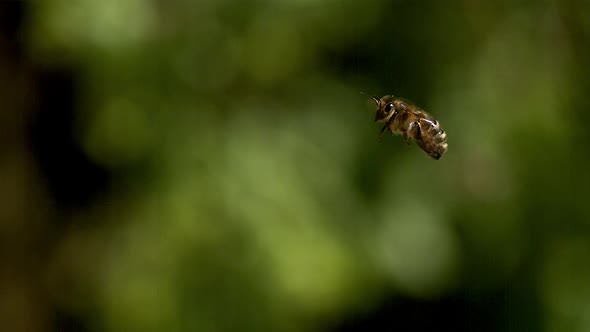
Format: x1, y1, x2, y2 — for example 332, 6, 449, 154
412, 121, 430, 156
378, 124, 388, 140
408, 121, 422, 140
403, 132, 410, 145
404, 122, 419, 145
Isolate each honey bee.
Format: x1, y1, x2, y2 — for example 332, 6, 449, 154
363, 93, 448, 159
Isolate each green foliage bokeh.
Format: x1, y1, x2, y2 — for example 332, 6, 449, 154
1, 0, 590, 331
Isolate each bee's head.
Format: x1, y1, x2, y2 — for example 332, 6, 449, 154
362, 93, 398, 122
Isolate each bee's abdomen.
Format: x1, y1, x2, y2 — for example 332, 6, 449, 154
418, 118, 448, 160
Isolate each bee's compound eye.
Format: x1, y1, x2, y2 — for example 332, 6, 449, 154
384, 103, 394, 113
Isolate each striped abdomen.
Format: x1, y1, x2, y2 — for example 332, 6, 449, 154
416, 117, 448, 160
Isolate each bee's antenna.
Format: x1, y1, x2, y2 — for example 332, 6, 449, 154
360, 92, 380, 106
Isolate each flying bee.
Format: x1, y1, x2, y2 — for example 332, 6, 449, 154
363, 93, 448, 160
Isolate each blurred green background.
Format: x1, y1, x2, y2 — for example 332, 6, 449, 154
1, 0, 590, 331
